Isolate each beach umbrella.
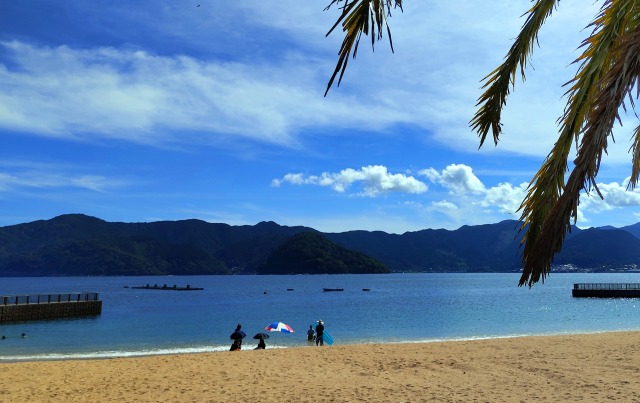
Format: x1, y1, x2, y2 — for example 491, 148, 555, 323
265, 322, 294, 347
253, 332, 270, 340
265, 321, 295, 333
230, 330, 247, 340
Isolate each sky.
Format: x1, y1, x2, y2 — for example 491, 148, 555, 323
1, 0, 639, 234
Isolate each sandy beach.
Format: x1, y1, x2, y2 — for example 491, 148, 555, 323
2, 331, 640, 402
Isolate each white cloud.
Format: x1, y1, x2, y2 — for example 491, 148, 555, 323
0, 1, 614, 162
420, 164, 485, 194
3, 172, 112, 192
418, 167, 439, 183
413, 165, 527, 224
431, 200, 458, 212
0, 164, 126, 193
0, 41, 416, 149
272, 165, 428, 197
480, 182, 529, 216
69, 175, 116, 192
275, 161, 640, 229
579, 179, 640, 217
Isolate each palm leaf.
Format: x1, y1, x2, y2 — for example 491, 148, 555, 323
630, 123, 640, 187
518, 0, 639, 286
324, 0, 403, 96
520, 22, 640, 286
470, 0, 559, 146
518, 1, 640, 286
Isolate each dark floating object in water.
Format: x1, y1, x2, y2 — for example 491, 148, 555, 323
130, 284, 204, 291
323, 288, 344, 292
287, 288, 294, 291
362, 288, 370, 291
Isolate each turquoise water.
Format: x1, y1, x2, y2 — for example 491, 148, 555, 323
1, 273, 640, 361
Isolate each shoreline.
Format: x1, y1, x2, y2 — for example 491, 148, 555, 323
3, 331, 640, 401
1, 328, 636, 363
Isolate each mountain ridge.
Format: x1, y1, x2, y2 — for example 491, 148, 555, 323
0, 214, 638, 276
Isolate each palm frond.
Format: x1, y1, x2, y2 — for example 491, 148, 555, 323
324, 0, 403, 96
470, 0, 559, 146
630, 123, 640, 188
520, 23, 640, 287
518, 0, 639, 286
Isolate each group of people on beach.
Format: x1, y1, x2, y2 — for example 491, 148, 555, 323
229, 323, 267, 351
229, 320, 327, 351
308, 320, 325, 346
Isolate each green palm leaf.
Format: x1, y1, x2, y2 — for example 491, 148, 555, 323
518, 0, 640, 286
324, 0, 403, 96
470, 0, 559, 147
521, 22, 640, 286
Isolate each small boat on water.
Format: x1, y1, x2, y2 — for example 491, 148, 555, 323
323, 288, 344, 292
130, 284, 204, 291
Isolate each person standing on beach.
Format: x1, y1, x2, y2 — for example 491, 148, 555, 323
315, 320, 324, 346
307, 325, 315, 342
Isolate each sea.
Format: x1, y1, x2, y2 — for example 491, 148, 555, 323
2, 273, 640, 362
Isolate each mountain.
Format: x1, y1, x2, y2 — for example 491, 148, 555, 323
0, 214, 639, 276
620, 222, 640, 240
555, 228, 640, 267
257, 232, 389, 274
0, 214, 312, 276
324, 220, 527, 272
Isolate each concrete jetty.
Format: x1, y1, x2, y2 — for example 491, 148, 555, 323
572, 283, 640, 298
0, 292, 102, 323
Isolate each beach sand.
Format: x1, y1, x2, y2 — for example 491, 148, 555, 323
2, 331, 640, 402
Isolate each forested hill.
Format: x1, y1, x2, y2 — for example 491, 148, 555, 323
257, 232, 389, 274
1, 214, 639, 276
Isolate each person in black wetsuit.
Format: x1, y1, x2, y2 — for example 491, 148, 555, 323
307, 325, 316, 342
315, 320, 324, 346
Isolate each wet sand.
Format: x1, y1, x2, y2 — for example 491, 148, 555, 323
2, 331, 640, 402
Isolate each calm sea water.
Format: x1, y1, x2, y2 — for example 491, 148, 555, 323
1, 273, 640, 361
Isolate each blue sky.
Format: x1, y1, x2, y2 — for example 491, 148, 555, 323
1, 1, 639, 233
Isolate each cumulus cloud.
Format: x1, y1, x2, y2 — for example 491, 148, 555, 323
575, 179, 640, 225
417, 164, 526, 219
580, 180, 640, 211
479, 182, 529, 215
272, 165, 428, 197
420, 164, 485, 194
275, 162, 640, 227
431, 200, 458, 212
